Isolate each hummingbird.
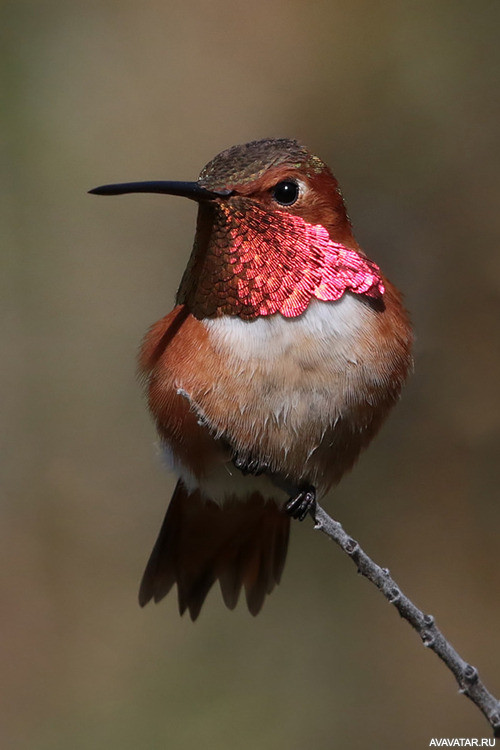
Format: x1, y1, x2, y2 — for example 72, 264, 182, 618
90, 138, 413, 620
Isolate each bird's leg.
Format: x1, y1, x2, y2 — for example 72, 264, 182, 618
232, 453, 270, 476
284, 486, 316, 522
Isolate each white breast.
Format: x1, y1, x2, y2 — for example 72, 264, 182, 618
203, 294, 372, 359
203, 294, 374, 369
179, 296, 381, 504
201, 294, 381, 443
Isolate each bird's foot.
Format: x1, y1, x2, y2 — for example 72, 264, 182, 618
284, 486, 316, 522
232, 454, 270, 477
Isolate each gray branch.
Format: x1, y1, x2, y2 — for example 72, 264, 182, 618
311, 502, 500, 737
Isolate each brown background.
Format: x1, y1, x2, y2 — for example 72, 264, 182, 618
3, 1, 500, 748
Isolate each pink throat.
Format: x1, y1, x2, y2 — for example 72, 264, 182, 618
180, 203, 385, 319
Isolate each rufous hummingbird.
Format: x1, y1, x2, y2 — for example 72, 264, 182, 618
90, 138, 412, 620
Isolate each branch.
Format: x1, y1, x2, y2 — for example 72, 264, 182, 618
311, 502, 500, 737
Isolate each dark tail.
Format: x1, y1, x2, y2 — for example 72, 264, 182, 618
139, 480, 290, 620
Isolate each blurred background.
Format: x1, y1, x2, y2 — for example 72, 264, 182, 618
2, 1, 500, 748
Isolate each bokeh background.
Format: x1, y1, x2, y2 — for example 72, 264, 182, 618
3, 2, 500, 748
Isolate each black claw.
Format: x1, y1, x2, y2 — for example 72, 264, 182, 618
284, 487, 316, 521
232, 454, 270, 476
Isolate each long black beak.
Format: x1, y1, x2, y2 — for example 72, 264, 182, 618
88, 180, 231, 201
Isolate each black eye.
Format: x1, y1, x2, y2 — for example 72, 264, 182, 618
271, 180, 299, 206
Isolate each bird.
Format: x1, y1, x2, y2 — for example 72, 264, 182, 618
90, 138, 413, 620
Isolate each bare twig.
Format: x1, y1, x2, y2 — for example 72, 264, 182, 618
312, 502, 500, 737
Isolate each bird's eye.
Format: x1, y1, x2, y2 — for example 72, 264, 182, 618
271, 180, 300, 206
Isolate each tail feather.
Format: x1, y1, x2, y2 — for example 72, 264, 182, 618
139, 480, 290, 620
